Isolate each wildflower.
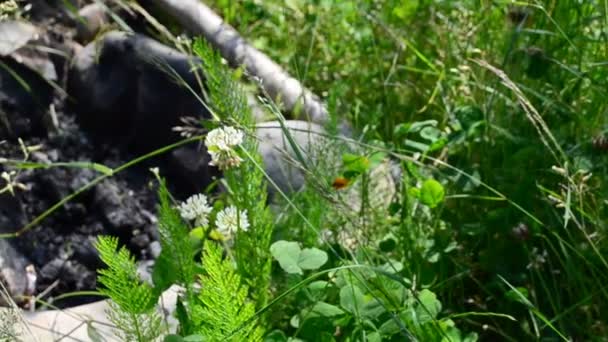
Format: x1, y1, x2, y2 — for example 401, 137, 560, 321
149, 167, 160, 180
204, 126, 244, 170
0, 1, 18, 19
178, 194, 212, 227
215, 205, 249, 239
527, 247, 548, 270
0, 170, 27, 195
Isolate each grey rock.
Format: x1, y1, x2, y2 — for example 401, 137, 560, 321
75, 3, 109, 43
10, 45, 57, 81
256, 120, 331, 197
0, 239, 30, 305
148, 241, 162, 259
166, 145, 218, 196
0, 20, 56, 81
68, 31, 210, 153
0, 56, 54, 139
256, 120, 401, 205
136, 260, 155, 285
0, 20, 38, 56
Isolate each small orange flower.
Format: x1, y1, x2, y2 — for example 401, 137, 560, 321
332, 177, 350, 190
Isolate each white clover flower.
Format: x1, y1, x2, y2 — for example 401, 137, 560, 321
215, 205, 249, 239
205, 126, 244, 170
0, 1, 18, 19
178, 194, 212, 227
208, 151, 243, 170
205, 126, 243, 151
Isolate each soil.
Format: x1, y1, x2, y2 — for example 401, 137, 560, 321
0, 115, 162, 308
0, 0, 205, 308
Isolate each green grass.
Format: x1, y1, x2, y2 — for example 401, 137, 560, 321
205, 0, 608, 340
4, 0, 607, 340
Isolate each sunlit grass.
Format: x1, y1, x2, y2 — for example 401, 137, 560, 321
207, 0, 608, 339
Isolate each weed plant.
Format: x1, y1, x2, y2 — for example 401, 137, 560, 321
2, 0, 607, 341
202, 0, 608, 340
92, 38, 480, 341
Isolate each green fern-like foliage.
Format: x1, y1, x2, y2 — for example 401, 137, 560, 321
155, 179, 197, 289
194, 38, 249, 124
192, 242, 264, 341
96, 236, 162, 341
193, 39, 273, 311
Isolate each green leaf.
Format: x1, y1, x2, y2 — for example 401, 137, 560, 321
264, 330, 288, 342
505, 286, 530, 305
194, 243, 264, 340
426, 252, 440, 263
379, 234, 397, 252
394, 120, 437, 137
270, 240, 303, 274
419, 179, 445, 208
165, 335, 203, 342
420, 126, 442, 142
95, 236, 158, 313
175, 299, 193, 336
189, 227, 205, 243
454, 106, 484, 130
163, 335, 184, 342
298, 317, 335, 341
340, 284, 366, 316
378, 259, 403, 274
366, 331, 383, 342
290, 314, 300, 328
298, 248, 328, 270
152, 249, 179, 294
408, 187, 421, 199
428, 137, 448, 152
308, 301, 345, 317
392, 0, 419, 20
403, 139, 430, 152
416, 289, 442, 323
361, 298, 386, 319
271, 241, 328, 274
368, 151, 387, 169
342, 153, 370, 175
306, 280, 331, 301
379, 317, 400, 337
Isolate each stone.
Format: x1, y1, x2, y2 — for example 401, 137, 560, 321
256, 120, 331, 197
75, 3, 109, 43
0, 284, 182, 341
0, 20, 58, 140
68, 31, 211, 153
148, 241, 162, 259
0, 56, 54, 140
166, 145, 218, 197
0, 20, 38, 56
0, 239, 30, 306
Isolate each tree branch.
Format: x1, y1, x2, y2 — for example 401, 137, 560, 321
152, 0, 329, 125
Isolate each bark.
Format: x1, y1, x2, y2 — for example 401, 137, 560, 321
152, 0, 329, 124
